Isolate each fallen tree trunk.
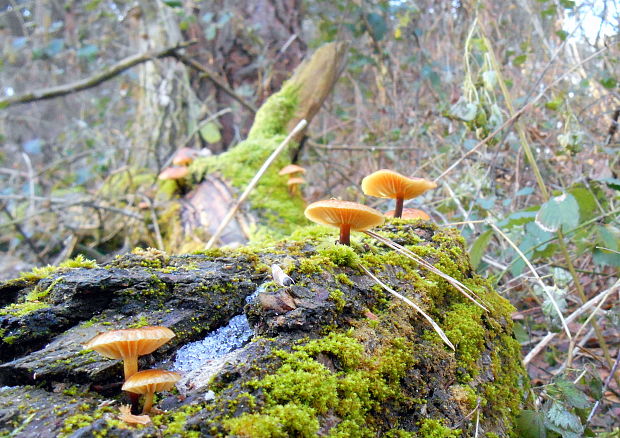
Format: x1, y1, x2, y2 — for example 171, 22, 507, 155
0, 220, 529, 437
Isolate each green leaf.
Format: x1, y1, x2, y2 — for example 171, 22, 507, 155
556, 30, 568, 41
599, 177, 620, 190
517, 410, 546, 438
568, 187, 598, 223
162, 0, 183, 7
199, 122, 222, 144
513, 54, 527, 67
469, 229, 493, 269
535, 193, 579, 232
448, 97, 477, 122
497, 208, 538, 228
559, 0, 575, 8
555, 379, 591, 409
593, 225, 620, 267
366, 13, 387, 41
599, 76, 617, 89
545, 401, 584, 436
545, 96, 563, 110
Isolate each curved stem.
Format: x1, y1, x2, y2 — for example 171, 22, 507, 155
394, 197, 404, 218
123, 357, 138, 380
142, 392, 155, 414
339, 224, 351, 245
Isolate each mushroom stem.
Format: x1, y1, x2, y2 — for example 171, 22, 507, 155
142, 392, 155, 414
339, 223, 351, 245
394, 196, 404, 218
123, 358, 139, 379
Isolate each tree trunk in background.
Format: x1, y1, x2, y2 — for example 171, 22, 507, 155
185, 0, 306, 152
128, 1, 196, 169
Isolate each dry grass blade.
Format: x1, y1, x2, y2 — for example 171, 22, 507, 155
359, 264, 455, 351
364, 230, 489, 312
486, 222, 571, 340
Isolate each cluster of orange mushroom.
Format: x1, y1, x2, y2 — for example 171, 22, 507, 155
158, 148, 198, 183
279, 164, 307, 196
84, 326, 180, 424
304, 169, 436, 245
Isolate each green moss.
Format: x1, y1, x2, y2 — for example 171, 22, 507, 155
128, 315, 150, 328
329, 288, 346, 311
318, 245, 360, 267
225, 403, 319, 438
441, 303, 486, 380
189, 82, 303, 242
0, 301, 49, 317
335, 273, 354, 287
416, 419, 461, 438
18, 254, 97, 282
225, 332, 417, 437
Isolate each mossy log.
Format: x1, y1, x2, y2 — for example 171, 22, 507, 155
0, 221, 530, 437
161, 42, 348, 253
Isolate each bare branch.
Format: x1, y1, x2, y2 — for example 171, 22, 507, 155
0, 41, 197, 109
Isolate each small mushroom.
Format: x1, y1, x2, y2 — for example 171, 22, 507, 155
122, 369, 182, 414
304, 199, 384, 245
83, 326, 175, 379
172, 148, 198, 166
385, 208, 430, 220
286, 176, 306, 196
278, 164, 306, 176
361, 169, 436, 218
158, 166, 189, 181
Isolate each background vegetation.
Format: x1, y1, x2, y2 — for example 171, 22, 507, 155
0, 0, 618, 436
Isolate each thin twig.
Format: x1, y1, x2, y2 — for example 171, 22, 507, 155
205, 119, 307, 249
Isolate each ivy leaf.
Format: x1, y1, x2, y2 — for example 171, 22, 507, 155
535, 193, 579, 232
469, 229, 493, 269
516, 410, 546, 438
199, 122, 222, 144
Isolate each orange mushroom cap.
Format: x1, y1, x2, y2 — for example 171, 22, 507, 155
172, 148, 197, 166
158, 166, 189, 180
385, 208, 430, 220
278, 164, 306, 176
122, 369, 181, 395
287, 176, 306, 186
84, 326, 175, 361
361, 169, 437, 200
304, 199, 384, 232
